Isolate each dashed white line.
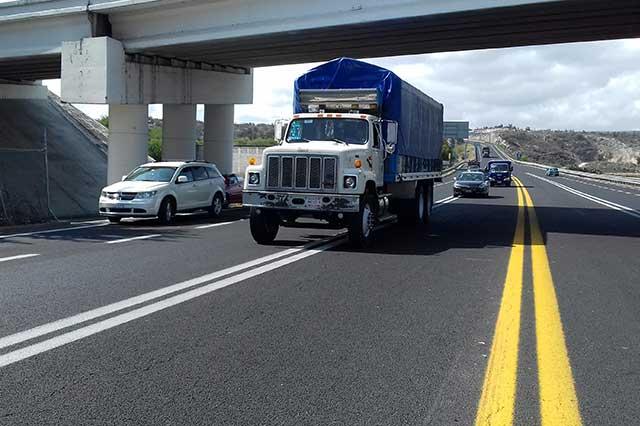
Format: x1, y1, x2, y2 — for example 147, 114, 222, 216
0, 223, 109, 240
0, 238, 343, 368
433, 195, 460, 209
105, 234, 162, 244
0, 253, 40, 263
527, 173, 640, 220
195, 220, 240, 229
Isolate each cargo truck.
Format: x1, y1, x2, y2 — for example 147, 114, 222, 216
243, 58, 444, 247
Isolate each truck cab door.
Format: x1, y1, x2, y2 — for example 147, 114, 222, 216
371, 123, 385, 187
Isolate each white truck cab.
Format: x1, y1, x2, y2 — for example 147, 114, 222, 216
244, 113, 394, 215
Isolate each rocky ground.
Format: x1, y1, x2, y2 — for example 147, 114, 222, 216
472, 128, 640, 174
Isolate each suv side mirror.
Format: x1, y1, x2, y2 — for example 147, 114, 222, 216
274, 119, 289, 143
510, 165, 514, 171
177, 175, 189, 184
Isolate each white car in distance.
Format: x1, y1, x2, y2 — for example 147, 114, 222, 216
99, 161, 226, 224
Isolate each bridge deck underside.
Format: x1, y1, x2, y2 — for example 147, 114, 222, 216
1, 0, 637, 81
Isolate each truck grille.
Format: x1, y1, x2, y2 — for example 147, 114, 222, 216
266, 155, 337, 191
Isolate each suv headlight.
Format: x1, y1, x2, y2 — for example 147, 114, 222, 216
248, 172, 260, 185
100, 191, 107, 197
344, 176, 357, 189
135, 191, 157, 199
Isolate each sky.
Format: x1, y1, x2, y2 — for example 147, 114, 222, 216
43, 38, 640, 131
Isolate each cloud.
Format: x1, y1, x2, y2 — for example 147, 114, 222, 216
46, 38, 640, 131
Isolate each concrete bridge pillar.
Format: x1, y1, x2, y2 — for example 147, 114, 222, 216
162, 104, 196, 161
107, 105, 149, 184
203, 104, 234, 174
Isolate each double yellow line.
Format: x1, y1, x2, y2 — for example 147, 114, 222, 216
475, 176, 582, 426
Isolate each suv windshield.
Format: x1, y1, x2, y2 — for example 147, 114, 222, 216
459, 173, 485, 181
490, 164, 510, 172
286, 118, 369, 145
126, 167, 177, 182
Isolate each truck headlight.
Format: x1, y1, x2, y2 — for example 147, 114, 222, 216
248, 172, 260, 185
344, 176, 357, 189
135, 191, 157, 199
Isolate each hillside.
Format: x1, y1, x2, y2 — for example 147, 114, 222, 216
473, 128, 640, 174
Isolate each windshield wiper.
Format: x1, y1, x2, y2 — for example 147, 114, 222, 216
331, 138, 349, 145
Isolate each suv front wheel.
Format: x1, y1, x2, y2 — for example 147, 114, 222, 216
158, 197, 176, 225
209, 193, 224, 218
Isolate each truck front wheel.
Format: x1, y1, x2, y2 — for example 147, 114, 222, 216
348, 192, 377, 248
249, 208, 280, 244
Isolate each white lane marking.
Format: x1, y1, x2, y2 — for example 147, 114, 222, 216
527, 173, 640, 220
0, 223, 109, 240
105, 234, 162, 244
0, 239, 343, 368
70, 219, 109, 225
195, 220, 239, 229
0, 243, 316, 351
433, 196, 460, 209
0, 254, 40, 263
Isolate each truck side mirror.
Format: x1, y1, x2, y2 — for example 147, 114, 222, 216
274, 119, 289, 143
384, 121, 398, 154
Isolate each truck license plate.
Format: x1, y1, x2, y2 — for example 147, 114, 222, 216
305, 196, 322, 209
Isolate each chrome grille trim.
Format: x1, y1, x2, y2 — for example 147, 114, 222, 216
266, 154, 337, 192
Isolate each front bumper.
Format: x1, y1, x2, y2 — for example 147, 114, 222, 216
243, 191, 360, 212
489, 175, 511, 182
454, 186, 489, 195
99, 198, 159, 217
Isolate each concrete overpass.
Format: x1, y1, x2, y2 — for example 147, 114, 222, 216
1, 0, 639, 183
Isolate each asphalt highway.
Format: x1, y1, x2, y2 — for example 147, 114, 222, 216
1, 150, 638, 425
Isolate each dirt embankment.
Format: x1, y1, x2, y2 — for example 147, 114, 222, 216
472, 128, 640, 174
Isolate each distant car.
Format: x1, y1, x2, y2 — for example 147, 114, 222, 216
453, 171, 490, 197
468, 163, 481, 171
99, 161, 227, 224
482, 147, 491, 158
546, 167, 560, 177
223, 173, 243, 206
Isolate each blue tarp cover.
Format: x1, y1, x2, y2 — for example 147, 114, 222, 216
294, 58, 443, 180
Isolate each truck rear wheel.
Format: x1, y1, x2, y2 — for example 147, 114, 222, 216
348, 192, 377, 248
398, 182, 426, 225
250, 208, 280, 244
423, 181, 433, 226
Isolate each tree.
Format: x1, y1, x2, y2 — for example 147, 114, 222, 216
148, 127, 162, 160
98, 115, 109, 128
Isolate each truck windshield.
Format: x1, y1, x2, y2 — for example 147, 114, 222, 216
490, 164, 510, 172
286, 118, 369, 145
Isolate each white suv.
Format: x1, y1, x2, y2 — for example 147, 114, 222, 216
99, 161, 226, 224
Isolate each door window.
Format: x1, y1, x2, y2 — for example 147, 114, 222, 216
177, 168, 194, 183
207, 166, 222, 179
192, 166, 209, 181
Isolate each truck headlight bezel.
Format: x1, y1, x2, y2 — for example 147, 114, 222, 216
248, 172, 260, 185
343, 175, 357, 189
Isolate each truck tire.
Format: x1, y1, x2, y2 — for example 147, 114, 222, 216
398, 182, 426, 225
348, 191, 377, 248
250, 208, 280, 244
423, 181, 433, 226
